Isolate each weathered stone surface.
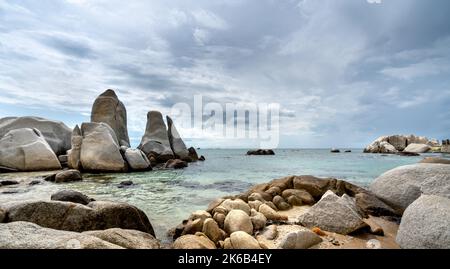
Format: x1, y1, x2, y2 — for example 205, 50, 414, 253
167, 116, 190, 161
355, 192, 398, 217
260, 225, 278, 240
138, 111, 174, 162
221, 199, 251, 215
91, 89, 130, 147
227, 231, 262, 249
282, 189, 315, 205
173, 233, 216, 249
0, 221, 123, 249
0, 128, 61, 171
388, 135, 408, 151
250, 209, 267, 231
55, 170, 82, 183
67, 125, 82, 170
293, 176, 334, 199
202, 218, 225, 243
396, 195, 450, 249
419, 157, 450, 165
298, 191, 367, 235
278, 229, 323, 249
369, 164, 450, 211
1, 200, 155, 236
163, 159, 188, 169
84, 228, 160, 249
124, 148, 151, 171
80, 122, 126, 172
224, 210, 253, 235
0, 116, 72, 155
51, 190, 93, 205
365, 135, 433, 153
403, 143, 431, 153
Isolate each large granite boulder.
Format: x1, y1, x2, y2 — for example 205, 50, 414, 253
138, 111, 174, 162
124, 148, 151, 171
51, 190, 93, 205
67, 125, 82, 170
369, 164, 450, 212
224, 210, 253, 235
80, 122, 126, 172
0, 116, 71, 155
173, 233, 216, 249
403, 143, 431, 153
1, 200, 155, 236
0, 128, 61, 171
91, 89, 130, 147
224, 231, 262, 249
83, 228, 160, 249
396, 195, 450, 249
0, 222, 122, 249
297, 191, 367, 235
166, 116, 190, 161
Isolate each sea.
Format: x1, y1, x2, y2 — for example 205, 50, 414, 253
0, 149, 448, 241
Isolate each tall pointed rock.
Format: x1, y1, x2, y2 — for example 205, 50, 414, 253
91, 89, 130, 147
166, 116, 190, 161
138, 111, 174, 162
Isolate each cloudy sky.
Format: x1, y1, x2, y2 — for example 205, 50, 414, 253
1, 0, 449, 148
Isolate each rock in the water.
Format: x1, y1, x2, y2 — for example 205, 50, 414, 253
167, 116, 190, 161
80, 122, 126, 172
91, 89, 130, 147
250, 209, 267, 231
396, 151, 420, 156
163, 159, 188, 169
364, 135, 434, 153
118, 180, 135, 188
278, 229, 323, 249
224, 210, 253, 235
403, 143, 431, 153
419, 157, 450, 165
67, 125, 82, 170
247, 149, 275, 155
1, 200, 155, 236
84, 228, 160, 249
0, 221, 122, 249
387, 135, 408, 151
226, 231, 261, 249
190, 210, 212, 221
0, 128, 61, 171
369, 164, 450, 212
173, 233, 216, 249
202, 218, 225, 243
124, 148, 151, 171
55, 169, 82, 183
199, 155, 206, 161
355, 192, 398, 217
188, 147, 199, 162
0, 180, 19, 186
330, 148, 340, 153
0, 116, 72, 155
138, 111, 174, 162
221, 199, 251, 215
297, 191, 367, 235
396, 195, 450, 249
51, 190, 93, 205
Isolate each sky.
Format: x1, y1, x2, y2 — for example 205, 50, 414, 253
0, 0, 449, 148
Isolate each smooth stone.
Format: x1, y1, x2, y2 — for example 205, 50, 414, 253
221, 199, 251, 215
55, 170, 82, 183
258, 204, 287, 221
206, 198, 224, 213
248, 200, 263, 211
228, 231, 261, 249
67, 125, 82, 170
173, 233, 216, 249
163, 159, 188, 169
84, 228, 160, 249
58, 155, 68, 163
403, 143, 431, 153
213, 213, 226, 229
188, 147, 199, 162
396, 195, 450, 249
202, 218, 225, 243
138, 111, 174, 162
167, 116, 190, 161
51, 190, 93, 205
282, 189, 315, 204
419, 157, 450, 165
250, 209, 267, 231
224, 210, 253, 235
124, 148, 151, 171
182, 218, 204, 235
278, 229, 323, 249
190, 210, 212, 221
90, 89, 130, 147
248, 192, 265, 202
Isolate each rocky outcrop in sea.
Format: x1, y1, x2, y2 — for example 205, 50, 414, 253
364, 134, 440, 154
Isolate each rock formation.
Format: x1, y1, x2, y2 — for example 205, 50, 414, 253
166, 116, 190, 161
0, 128, 61, 171
91, 89, 130, 147
67, 125, 82, 170
364, 134, 439, 154
0, 116, 72, 156
138, 111, 174, 162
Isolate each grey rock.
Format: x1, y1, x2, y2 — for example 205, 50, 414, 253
403, 143, 431, 153
0, 128, 61, 171
138, 111, 174, 162
282, 189, 315, 205
55, 170, 82, 183
224, 210, 253, 235
278, 229, 323, 249
124, 148, 151, 171
167, 116, 190, 161
369, 164, 450, 211
91, 89, 130, 147
202, 218, 225, 243
0, 116, 72, 155
67, 125, 82, 170
84, 228, 160, 249
163, 159, 187, 169
80, 122, 126, 172
419, 157, 450, 165
396, 195, 450, 249
51, 190, 93, 205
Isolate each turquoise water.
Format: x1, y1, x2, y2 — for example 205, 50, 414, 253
0, 149, 446, 240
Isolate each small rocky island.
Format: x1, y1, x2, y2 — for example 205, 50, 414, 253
247, 149, 275, 156
363, 135, 441, 154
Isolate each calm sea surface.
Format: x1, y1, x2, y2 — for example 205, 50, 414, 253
1, 149, 447, 240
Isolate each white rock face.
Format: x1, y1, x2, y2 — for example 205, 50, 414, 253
0, 116, 72, 155
227, 231, 261, 249
396, 195, 450, 249
369, 164, 450, 211
80, 122, 126, 172
0, 128, 61, 171
297, 191, 366, 235
138, 111, 174, 162
403, 143, 431, 153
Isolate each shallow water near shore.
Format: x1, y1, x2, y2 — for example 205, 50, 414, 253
0, 149, 447, 241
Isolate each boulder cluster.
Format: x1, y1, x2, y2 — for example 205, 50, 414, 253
0, 89, 204, 173
170, 175, 399, 249
363, 134, 440, 154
